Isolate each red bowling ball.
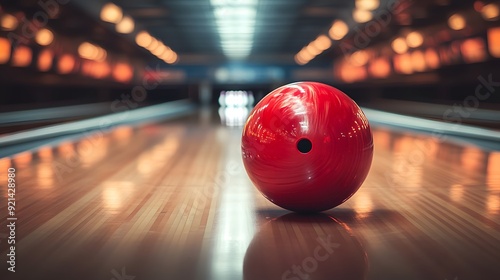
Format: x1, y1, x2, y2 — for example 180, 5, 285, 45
241, 82, 373, 212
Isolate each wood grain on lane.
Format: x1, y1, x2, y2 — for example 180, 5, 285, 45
0, 111, 498, 280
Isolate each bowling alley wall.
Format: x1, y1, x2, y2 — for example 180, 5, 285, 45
0, 1, 185, 112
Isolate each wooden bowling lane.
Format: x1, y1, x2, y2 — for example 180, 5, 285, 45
0, 109, 499, 280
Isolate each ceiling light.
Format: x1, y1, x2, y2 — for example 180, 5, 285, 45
116, 16, 134, 34
481, 3, 500, 21
329, 20, 349, 40
350, 50, 369, 66
135, 31, 151, 47
355, 0, 379, 11
35, 28, 54, 46
1, 14, 18, 31
448, 14, 466, 30
305, 44, 321, 56
214, 7, 256, 18
211, 0, 258, 59
406, 31, 423, 48
299, 48, 315, 61
78, 42, 106, 61
100, 3, 123, 24
353, 9, 373, 23
392, 37, 408, 54
313, 35, 332, 51
211, 0, 257, 4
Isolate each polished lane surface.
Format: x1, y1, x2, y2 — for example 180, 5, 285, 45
0, 108, 499, 280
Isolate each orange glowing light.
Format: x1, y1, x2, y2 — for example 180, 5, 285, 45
411, 51, 426, 72
329, 20, 349, 40
461, 38, 487, 63
394, 53, 413, 74
116, 15, 134, 34
113, 63, 133, 82
163, 51, 178, 64
38, 49, 53, 71
305, 43, 322, 56
481, 3, 499, 21
1, 14, 18, 31
58, 54, 75, 74
339, 61, 367, 83
392, 37, 408, 54
35, 28, 54, 46
135, 31, 152, 48
92, 61, 111, 79
0, 37, 11, 64
12, 46, 32, 67
355, 0, 379, 10
424, 49, 440, 69
369, 57, 391, 78
448, 14, 466, 30
78, 42, 106, 61
353, 9, 373, 23
406, 31, 424, 48
100, 3, 123, 24
312, 35, 331, 51
487, 27, 500, 58
151, 44, 167, 56
349, 50, 369, 66
146, 38, 160, 51
295, 54, 307, 65
298, 48, 314, 61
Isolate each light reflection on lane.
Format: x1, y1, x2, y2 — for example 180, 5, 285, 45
208, 127, 256, 280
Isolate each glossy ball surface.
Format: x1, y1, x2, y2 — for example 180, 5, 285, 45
241, 82, 373, 212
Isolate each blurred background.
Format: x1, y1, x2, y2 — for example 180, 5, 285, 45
0, 0, 499, 134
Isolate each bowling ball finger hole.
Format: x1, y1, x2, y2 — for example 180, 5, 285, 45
297, 138, 312, 153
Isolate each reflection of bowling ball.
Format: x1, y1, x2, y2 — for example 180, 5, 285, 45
241, 82, 373, 212
243, 213, 367, 280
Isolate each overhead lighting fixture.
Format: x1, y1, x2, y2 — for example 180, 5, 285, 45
35, 28, 54, 46
135, 30, 178, 64
487, 27, 500, 58
353, 9, 373, 23
294, 54, 307, 65
1, 14, 18, 31
305, 43, 322, 56
349, 50, 369, 66
116, 15, 134, 34
146, 38, 160, 51
329, 20, 349, 40
312, 35, 332, 51
57, 54, 75, 74
481, 3, 500, 21
392, 37, 408, 54
406, 31, 423, 48
38, 49, 53, 71
78, 42, 107, 61
135, 31, 152, 47
0, 38, 11, 64
100, 3, 123, 24
211, 0, 258, 58
448, 14, 466, 30
12, 46, 32, 67
355, 0, 379, 11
